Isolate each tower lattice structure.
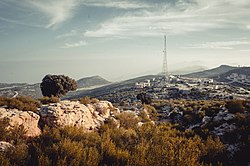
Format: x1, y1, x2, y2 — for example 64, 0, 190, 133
162, 35, 168, 84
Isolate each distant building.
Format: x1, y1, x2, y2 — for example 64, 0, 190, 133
202, 79, 214, 85
135, 80, 151, 88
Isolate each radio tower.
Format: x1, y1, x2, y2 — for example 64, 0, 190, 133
162, 35, 168, 84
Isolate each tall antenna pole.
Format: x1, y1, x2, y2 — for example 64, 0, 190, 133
162, 35, 168, 84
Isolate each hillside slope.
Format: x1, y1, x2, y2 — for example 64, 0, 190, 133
77, 76, 110, 88
183, 65, 237, 78
215, 67, 250, 82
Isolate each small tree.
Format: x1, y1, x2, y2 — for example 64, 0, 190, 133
136, 93, 152, 104
40, 74, 77, 97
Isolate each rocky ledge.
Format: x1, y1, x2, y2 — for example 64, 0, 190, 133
0, 108, 41, 137
0, 100, 114, 137
39, 100, 113, 130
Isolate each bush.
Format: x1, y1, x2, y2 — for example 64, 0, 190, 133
116, 111, 140, 129
143, 104, 159, 121
39, 96, 60, 104
0, 96, 41, 112
79, 96, 91, 105
226, 100, 245, 113
201, 136, 225, 164
0, 119, 28, 166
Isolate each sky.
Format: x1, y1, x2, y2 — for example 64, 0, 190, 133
0, 0, 250, 83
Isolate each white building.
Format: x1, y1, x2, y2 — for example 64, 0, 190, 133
135, 80, 151, 88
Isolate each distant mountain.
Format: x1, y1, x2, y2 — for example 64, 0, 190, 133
0, 83, 28, 89
215, 67, 250, 81
77, 76, 111, 88
171, 65, 207, 75
183, 65, 237, 78
214, 67, 250, 89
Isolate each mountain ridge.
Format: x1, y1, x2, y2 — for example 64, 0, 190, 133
183, 65, 237, 78
77, 75, 111, 88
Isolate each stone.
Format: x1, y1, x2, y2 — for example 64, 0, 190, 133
0, 108, 41, 137
213, 111, 235, 122
39, 100, 112, 130
213, 123, 237, 136
92, 101, 112, 118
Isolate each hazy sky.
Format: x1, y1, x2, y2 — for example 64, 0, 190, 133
0, 0, 250, 83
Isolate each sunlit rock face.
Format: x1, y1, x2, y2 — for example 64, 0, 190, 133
0, 108, 41, 137
39, 100, 113, 130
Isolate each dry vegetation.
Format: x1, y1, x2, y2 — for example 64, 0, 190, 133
0, 96, 41, 112
0, 121, 226, 166
0, 97, 249, 165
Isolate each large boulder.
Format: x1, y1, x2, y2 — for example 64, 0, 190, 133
88, 101, 113, 119
39, 100, 112, 130
0, 108, 41, 137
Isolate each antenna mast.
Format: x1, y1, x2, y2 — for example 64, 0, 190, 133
162, 35, 168, 84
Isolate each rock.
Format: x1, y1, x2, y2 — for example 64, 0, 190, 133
213, 123, 237, 136
226, 143, 240, 158
0, 141, 13, 152
86, 104, 95, 114
213, 111, 235, 122
201, 116, 212, 127
0, 108, 41, 137
39, 100, 112, 130
138, 122, 144, 127
93, 101, 112, 118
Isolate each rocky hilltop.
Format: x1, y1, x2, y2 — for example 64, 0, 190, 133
0, 100, 116, 137
40, 100, 113, 130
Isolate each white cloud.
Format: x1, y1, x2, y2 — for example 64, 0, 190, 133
183, 40, 250, 49
27, 0, 79, 28
83, 0, 250, 38
81, 0, 151, 9
61, 40, 87, 48
0, 16, 44, 28
56, 30, 78, 39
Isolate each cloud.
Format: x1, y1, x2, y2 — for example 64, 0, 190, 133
83, 0, 250, 38
0, 0, 79, 29
183, 40, 250, 49
0, 16, 44, 28
27, 0, 79, 28
81, 0, 151, 9
61, 40, 87, 48
56, 30, 78, 39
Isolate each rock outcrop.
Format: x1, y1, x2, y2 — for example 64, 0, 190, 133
39, 100, 113, 130
0, 108, 41, 137
0, 141, 13, 152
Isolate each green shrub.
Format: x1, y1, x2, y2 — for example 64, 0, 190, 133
116, 111, 139, 129
0, 96, 41, 112
79, 96, 91, 105
143, 104, 159, 121
201, 136, 225, 164
39, 96, 60, 104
